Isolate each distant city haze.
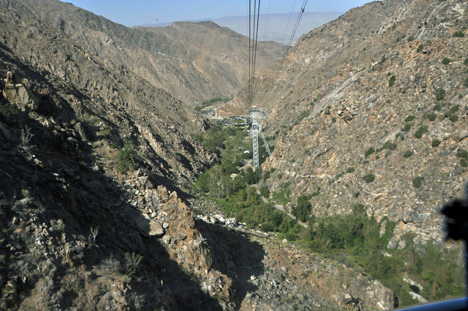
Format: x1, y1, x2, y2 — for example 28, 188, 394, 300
143, 12, 342, 45
60, 0, 373, 42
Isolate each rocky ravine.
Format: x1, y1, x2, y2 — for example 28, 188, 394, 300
0, 0, 215, 187
0, 1, 396, 310
218, 0, 468, 244
0, 69, 394, 310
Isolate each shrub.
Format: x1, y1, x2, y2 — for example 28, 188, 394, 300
389, 75, 396, 87
363, 173, 375, 183
449, 105, 460, 114
402, 123, 412, 132
365, 147, 375, 157
464, 77, 468, 87
432, 139, 441, 147
117, 139, 135, 173
465, 58, 468, 66
454, 31, 465, 37
417, 44, 424, 53
293, 195, 312, 222
405, 115, 416, 122
412, 176, 423, 188
435, 87, 446, 101
20, 125, 34, 148
423, 112, 437, 121
457, 148, 468, 160
433, 103, 443, 111
449, 114, 458, 122
442, 57, 451, 65
261, 223, 274, 232
383, 141, 397, 151
461, 159, 468, 167
125, 252, 143, 277
346, 167, 355, 173
403, 150, 413, 158
414, 125, 428, 138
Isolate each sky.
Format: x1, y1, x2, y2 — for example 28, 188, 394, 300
61, 0, 374, 26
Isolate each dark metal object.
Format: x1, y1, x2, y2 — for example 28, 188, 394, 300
397, 188, 468, 310
395, 297, 468, 310
441, 198, 468, 241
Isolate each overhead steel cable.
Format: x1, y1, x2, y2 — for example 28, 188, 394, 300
253, 0, 261, 85
248, 0, 252, 99
248, 0, 261, 105
285, 0, 309, 54
281, 0, 297, 46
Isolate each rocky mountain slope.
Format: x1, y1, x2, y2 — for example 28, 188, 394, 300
0, 0, 396, 310
0, 71, 394, 310
21, 0, 286, 104
0, 0, 215, 187
218, 0, 468, 244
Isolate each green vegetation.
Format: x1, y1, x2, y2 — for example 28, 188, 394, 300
403, 150, 413, 158
414, 125, 428, 139
423, 112, 437, 121
464, 77, 468, 87
431, 139, 441, 147
125, 252, 143, 277
444, 104, 460, 123
20, 125, 34, 148
365, 147, 375, 157
116, 139, 136, 173
465, 58, 468, 66
383, 141, 397, 151
457, 148, 468, 167
441, 57, 451, 65
389, 75, 396, 87
433, 103, 444, 111
305, 208, 464, 306
453, 31, 465, 37
292, 195, 312, 222
193, 122, 464, 308
449, 114, 458, 122
405, 115, 416, 122
435, 87, 446, 101
448, 104, 460, 114
402, 122, 413, 132
272, 182, 291, 205
417, 44, 424, 53
362, 173, 375, 183
195, 98, 231, 111
412, 176, 423, 188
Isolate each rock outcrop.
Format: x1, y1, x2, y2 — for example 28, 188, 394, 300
0, 0, 402, 309
219, 0, 468, 244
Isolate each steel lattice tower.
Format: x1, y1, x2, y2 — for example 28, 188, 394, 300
251, 110, 271, 170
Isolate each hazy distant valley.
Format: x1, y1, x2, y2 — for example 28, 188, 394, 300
146, 12, 343, 45
0, 0, 467, 310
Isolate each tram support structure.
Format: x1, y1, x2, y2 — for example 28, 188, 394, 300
251, 110, 271, 170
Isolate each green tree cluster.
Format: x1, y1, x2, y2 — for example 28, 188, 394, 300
193, 122, 464, 308
292, 195, 312, 222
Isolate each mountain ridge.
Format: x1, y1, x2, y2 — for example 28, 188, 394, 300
21, 0, 286, 104
144, 12, 344, 44
218, 0, 468, 244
